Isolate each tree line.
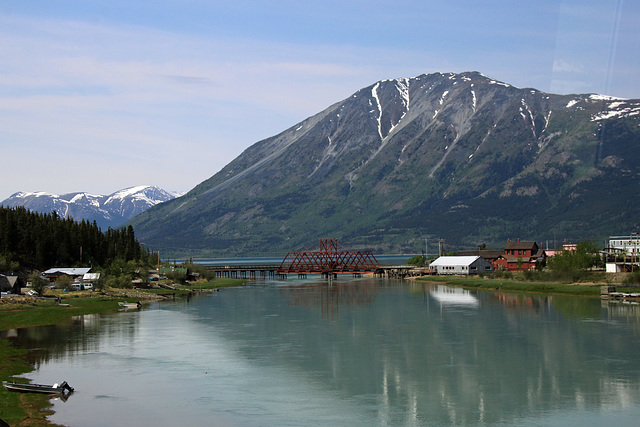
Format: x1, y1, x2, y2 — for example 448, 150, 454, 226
0, 206, 156, 271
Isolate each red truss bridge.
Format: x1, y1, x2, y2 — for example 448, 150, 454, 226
277, 238, 380, 278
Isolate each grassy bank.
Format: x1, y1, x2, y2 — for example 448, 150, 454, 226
0, 278, 245, 330
0, 278, 246, 426
415, 275, 602, 296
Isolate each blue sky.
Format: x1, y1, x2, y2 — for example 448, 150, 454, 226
1, 0, 638, 201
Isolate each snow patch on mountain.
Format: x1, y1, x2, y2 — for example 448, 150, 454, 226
589, 94, 626, 101
591, 99, 640, 121
371, 82, 384, 139
471, 89, 477, 112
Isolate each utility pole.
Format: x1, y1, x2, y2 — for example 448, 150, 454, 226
632, 232, 639, 271
438, 238, 445, 257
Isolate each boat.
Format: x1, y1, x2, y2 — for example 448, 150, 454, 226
2, 380, 74, 395
118, 301, 141, 308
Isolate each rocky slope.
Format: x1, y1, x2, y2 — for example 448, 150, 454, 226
130, 72, 640, 256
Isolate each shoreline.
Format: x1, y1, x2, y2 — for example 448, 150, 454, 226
0, 274, 623, 425
0, 278, 247, 426
410, 275, 604, 296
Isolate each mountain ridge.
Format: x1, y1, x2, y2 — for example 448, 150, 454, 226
1, 185, 178, 230
130, 71, 640, 256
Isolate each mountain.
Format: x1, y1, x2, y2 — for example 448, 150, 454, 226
130, 71, 640, 256
1, 185, 178, 230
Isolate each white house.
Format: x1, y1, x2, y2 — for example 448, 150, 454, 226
608, 235, 640, 256
429, 256, 494, 275
43, 268, 91, 283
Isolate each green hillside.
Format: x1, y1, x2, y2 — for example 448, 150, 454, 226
130, 72, 640, 256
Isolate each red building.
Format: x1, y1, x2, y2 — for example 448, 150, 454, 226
458, 240, 547, 271
493, 239, 545, 271
457, 249, 504, 269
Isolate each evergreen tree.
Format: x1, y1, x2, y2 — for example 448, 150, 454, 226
0, 206, 153, 271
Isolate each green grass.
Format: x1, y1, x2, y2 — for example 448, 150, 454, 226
192, 278, 246, 289
416, 275, 602, 296
1, 278, 247, 330
0, 296, 144, 424
0, 298, 123, 331
0, 340, 33, 425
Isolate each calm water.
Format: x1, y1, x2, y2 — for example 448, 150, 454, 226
4, 278, 640, 426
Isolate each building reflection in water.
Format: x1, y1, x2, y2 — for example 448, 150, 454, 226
429, 285, 479, 306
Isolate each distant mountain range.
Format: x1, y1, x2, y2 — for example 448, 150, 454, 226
128, 71, 640, 256
1, 185, 178, 229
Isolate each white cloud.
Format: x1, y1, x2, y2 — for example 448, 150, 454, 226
1, 2, 638, 201
0, 14, 394, 199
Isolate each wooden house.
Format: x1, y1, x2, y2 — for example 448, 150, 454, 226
494, 239, 545, 271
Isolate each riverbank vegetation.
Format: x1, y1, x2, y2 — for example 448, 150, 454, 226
415, 240, 613, 296
0, 277, 246, 425
0, 206, 156, 271
0, 206, 247, 423
0, 277, 245, 329
417, 275, 602, 296
1, 205, 165, 302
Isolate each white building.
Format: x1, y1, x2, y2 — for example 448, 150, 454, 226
429, 256, 494, 275
43, 267, 92, 283
608, 235, 640, 256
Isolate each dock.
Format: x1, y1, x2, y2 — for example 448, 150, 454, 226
601, 286, 640, 300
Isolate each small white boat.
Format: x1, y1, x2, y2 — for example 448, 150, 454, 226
2, 380, 74, 395
118, 301, 141, 309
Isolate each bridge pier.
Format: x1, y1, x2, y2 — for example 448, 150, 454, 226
211, 266, 280, 279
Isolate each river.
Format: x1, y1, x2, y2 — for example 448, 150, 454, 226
4, 278, 640, 426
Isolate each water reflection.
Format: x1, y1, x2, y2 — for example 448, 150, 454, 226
279, 280, 381, 319
1, 312, 140, 369
4, 280, 640, 426
428, 284, 479, 306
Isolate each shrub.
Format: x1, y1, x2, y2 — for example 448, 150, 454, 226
407, 255, 427, 266
491, 270, 513, 279
28, 272, 48, 296
546, 241, 600, 282
166, 269, 187, 284
623, 270, 640, 285
106, 275, 133, 288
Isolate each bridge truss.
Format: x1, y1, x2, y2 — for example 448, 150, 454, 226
277, 238, 380, 276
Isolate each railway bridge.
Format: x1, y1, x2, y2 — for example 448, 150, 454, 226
277, 238, 380, 278
211, 239, 383, 279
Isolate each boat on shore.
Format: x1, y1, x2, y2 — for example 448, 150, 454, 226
2, 380, 74, 395
118, 301, 141, 309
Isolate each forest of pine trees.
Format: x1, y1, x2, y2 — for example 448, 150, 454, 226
0, 206, 156, 271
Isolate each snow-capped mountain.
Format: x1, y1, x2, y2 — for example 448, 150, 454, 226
1, 185, 178, 229
130, 71, 640, 256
